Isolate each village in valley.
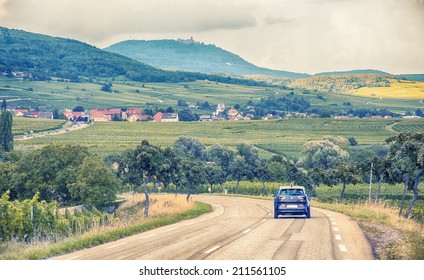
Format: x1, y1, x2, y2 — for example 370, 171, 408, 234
8, 99, 422, 125
6, 101, 270, 124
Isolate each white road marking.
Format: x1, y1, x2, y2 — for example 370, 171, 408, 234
185, 222, 195, 226
199, 219, 207, 222
330, 217, 335, 221
335, 234, 342, 240
242, 229, 252, 234
165, 227, 178, 232
268, 213, 271, 216
205, 246, 221, 254
333, 227, 339, 231
140, 234, 156, 240
326, 214, 331, 217
66, 255, 82, 260
332, 221, 337, 225
105, 242, 127, 249
339, 244, 348, 252
262, 219, 267, 222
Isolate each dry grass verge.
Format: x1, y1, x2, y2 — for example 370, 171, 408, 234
313, 201, 424, 259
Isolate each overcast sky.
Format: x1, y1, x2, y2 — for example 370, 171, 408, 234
1, 0, 423, 74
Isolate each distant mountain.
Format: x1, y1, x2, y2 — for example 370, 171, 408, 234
104, 39, 309, 79
399, 74, 424, 82
0, 27, 263, 86
315, 69, 391, 76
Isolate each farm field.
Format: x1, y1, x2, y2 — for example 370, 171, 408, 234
349, 79, 424, 100
1, 77, 422, 114
12, 117, 65, 135
14, 118, 424, 158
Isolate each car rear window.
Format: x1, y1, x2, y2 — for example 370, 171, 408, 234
279, 189, 304, 195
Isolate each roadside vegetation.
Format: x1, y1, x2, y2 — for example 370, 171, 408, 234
0, 194, 211, 260
312, 201, 423, 260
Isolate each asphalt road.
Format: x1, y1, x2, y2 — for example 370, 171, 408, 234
52, 195, 373, 260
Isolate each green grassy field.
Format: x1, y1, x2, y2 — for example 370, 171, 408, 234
1, 77, 422, 114
12, 117, 65, 135
14, 118, 424, 158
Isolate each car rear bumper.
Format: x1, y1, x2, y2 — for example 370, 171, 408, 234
275, 204, 309, 215
275, 209, 308, 215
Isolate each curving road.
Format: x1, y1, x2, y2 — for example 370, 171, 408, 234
51, 195, 373, 260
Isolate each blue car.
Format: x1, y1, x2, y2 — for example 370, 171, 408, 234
274, 186, 311, 219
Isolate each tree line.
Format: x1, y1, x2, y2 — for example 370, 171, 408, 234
109, 133, 423, 219
1, 129, 422, 220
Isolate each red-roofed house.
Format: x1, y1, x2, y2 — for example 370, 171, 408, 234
153, 112, 179, 122
90, 109, 122, 122
24, 111, 40, 118
13, 109, 29, 117
153, 112, 163, 122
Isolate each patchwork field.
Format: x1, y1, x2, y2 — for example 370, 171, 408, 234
14, 118, 424, 158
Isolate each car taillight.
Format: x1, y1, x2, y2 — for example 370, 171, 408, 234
298, 203, 304, 207
280, 196, 286, 200
298, 196, 306, 200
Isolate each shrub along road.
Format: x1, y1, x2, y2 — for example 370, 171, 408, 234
51, 195, 373, 260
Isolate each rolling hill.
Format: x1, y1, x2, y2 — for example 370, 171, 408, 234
315, 69, 390, 76
104, 39, 309, 79
0, 27, 174, 82
0, 27, 262, 86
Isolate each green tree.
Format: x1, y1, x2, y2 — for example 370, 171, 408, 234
334, 162, 362, 202
268, 161, 287, 184
158, 147, 180, 193
101, 83, 113, 93
71, 156, 119, 207
230, 155, 251, 193
205, 164, 226, 193
174, 136, 205, 159
179, 158, 207, 201
386, 133, 424, 218
72, 105, 85, 112
11, 145, 90, 202
206, 144, 235, 175
0, 108, 13, 152
1, 98, 6, 110
53, 109, 60, 119
254, 159, 272, 195
120, 140, 164, 217
298, 138, 349, 195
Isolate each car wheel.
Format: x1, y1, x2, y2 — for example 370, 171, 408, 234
306, 207, 311, 219
274, 210, 279, 219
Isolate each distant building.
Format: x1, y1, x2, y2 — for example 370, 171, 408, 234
13, 109, 29, 117
227, 109, 238, 117
90, 108, 122, 122
216, 103, 225, 114
64, 110, 89, 122
24, 111, 40, 118
162, 113, 179, 122
153, 112, 179, 122
39, 112, 53, 119
199, 115, 212, 121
